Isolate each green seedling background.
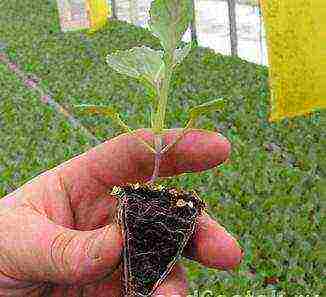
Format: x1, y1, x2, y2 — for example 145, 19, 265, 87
0, 0, 324, 295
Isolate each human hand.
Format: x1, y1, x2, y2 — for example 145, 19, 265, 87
0, 129, 243, 297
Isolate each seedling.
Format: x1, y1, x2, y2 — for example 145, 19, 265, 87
76, 1, 225, 296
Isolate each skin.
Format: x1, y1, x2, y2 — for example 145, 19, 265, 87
0, 128, 244, 297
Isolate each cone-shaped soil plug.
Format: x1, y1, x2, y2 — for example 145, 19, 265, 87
113, 183, 205, 297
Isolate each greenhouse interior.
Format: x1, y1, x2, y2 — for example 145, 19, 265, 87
0, 1, 324, 297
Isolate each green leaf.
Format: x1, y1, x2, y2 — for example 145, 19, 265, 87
139, 77, 159, 103
149, 0, 193, 54
75, 104, 120, 120
174, 42, 192, 66
106, 46, 165, 87
75, 104, 157, 154
189, 98, 225, 120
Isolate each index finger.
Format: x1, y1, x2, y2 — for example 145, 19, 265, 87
53, 128, 231, 208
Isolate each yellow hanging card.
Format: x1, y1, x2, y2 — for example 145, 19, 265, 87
87, 0, 110, 33
260, 0, 326, 122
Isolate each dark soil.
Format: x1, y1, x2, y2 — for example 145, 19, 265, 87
115, 183, 206, 297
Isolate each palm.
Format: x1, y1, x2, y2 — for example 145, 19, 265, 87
2, 170, 191, 296
32, 187, 123, 296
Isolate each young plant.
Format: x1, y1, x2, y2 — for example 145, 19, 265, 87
77, 1, 225, 296
77, 0, 225, 184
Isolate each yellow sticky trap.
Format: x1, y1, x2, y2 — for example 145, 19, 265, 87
261, 0, 326, 122
87, 0, 110, 33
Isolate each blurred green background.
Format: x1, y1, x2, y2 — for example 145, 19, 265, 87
0, 0, 324, 295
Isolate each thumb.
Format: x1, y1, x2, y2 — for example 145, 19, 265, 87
0, 206, 123, 286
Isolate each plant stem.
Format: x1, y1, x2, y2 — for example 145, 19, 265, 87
148, 54, 174, 183
149, 134, 163, 184
116, 116, 157, 154
149, 118, 195, 184
153, 53, 173, 135
160, 118, 195, 154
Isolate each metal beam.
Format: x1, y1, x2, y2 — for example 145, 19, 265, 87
191, 0, 198, 46
227, 0, 238, 56
111, 0, 117, 19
